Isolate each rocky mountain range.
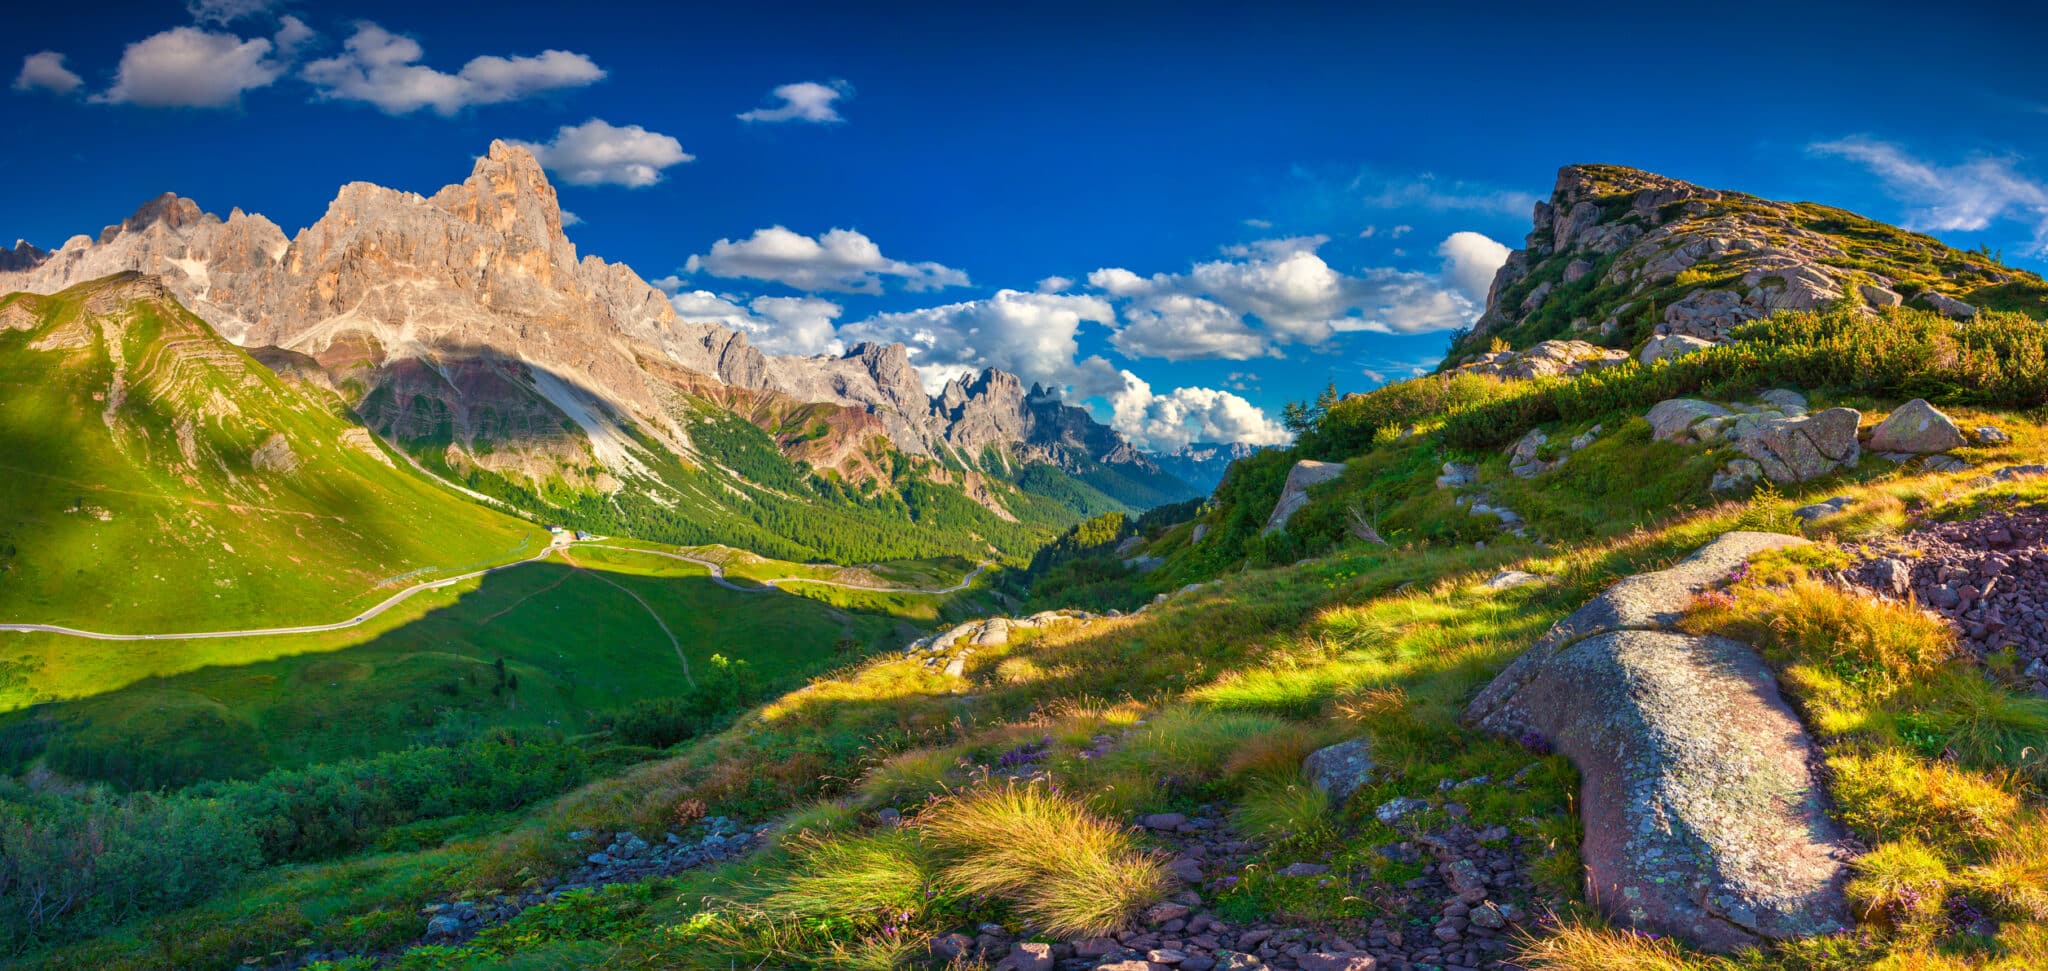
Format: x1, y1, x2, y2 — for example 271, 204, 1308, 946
0, 142, 1199, 555
1152, 440, 1264, 495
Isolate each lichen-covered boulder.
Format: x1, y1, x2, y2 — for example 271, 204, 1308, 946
1262, 460, 1346, 535
1639, 333, 1715, 365
1867, 399, 1965, 455
1732, 407, 1861, 483
1646, 399, 1732, 442
1301, 738, 1376, 805
1919, 291, 1977, 319
1466, 532, 1853, 952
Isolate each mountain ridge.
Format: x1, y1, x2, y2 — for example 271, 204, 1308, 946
1, 143, 1201, 558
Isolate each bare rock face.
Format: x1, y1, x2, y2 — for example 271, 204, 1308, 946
1919, 291, 1977, 319
1639, 332, 1715, 365
1867, 398, 1964, 454
1449, 339, 1628, 380
1263, 460, 1346, 534
1467, 532, 1853, 952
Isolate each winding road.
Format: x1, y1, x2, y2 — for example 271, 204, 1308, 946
0, 541, 985, 642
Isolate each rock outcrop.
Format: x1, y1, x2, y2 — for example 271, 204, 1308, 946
1466, 532, 1853, 952
1263, 460, 1346, 534
1866, 398, 1965, 454
1647, 392, 1859, 484
1449, 339, 1629, 380
1456, 164, 2022, 365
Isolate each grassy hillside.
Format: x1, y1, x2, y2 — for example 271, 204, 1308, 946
0, 539, 995, 790
0, 275, 541, 632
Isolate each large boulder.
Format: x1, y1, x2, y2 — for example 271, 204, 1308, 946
1262, 460, 1346, 535
1867, 399, 1964, 454
1918, 291, 1977, 319
1466, 532, 1853, 952
1658, 288, 1762, 342
1646, 398, 1732, 442
1301, 737, 1375, 805
1732, 407, 1861, 483
1639, 333, 1715, 365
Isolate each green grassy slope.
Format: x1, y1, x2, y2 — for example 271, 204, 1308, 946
0, 275, 541, 633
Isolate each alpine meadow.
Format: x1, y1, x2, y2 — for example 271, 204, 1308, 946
3, 3, 2047, 971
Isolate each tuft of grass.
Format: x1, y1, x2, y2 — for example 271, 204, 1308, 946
753, 830, 933, 922
1230, 781, 1334, 851
1515, 919, 1725, 970
1847, 840, 1953, 938
918, 780, 1169, 937
1827, 749, 2018, 850
1968, 810, 2048, 921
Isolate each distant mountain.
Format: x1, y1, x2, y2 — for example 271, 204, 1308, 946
1151, 441, 1264, 495
1448, 163, 2048, 363
0, 275, 539, 631
1, 143, 1198, 561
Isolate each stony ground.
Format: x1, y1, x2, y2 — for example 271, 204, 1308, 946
1843, 504, 2048, 693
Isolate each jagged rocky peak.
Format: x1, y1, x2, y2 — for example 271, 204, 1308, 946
431, 140, 572, 244
0, 239, 47, 272
1456, 162, 2032, 366
101, 192, 212, 243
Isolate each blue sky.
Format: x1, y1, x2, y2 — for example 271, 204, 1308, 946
9, 0, 2048, 449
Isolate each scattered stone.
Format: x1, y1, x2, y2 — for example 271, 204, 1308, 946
1000, 941, 1056, 971
1277, 862, 1331, 878
1639, 333, 1715, 365
1298, 953, 1378, 971
1435, 462, 1477, 489
1793, 496, 1852, 522
1301, 737, 1376, 805
1867, 399, 1965, 454
1143, 812, 1190, 831
1451, 338, 1629, 380
1919, 291, 1978, 319
1976, 426, 2011, 445
1374, 796, 1428, 826
1482, 570, 1545, 590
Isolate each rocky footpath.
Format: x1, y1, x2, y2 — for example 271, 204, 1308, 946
1843, 501, 2048, 692
1466, 532, 1855, 952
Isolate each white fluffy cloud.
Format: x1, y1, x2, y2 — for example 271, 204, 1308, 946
13, 52, 83, 95
1108, 370, 1291, 451
272, 15, 315, 59
96, 26, 287, 107
1437, 231, 1512, 303
686, 226, 970, 295
1812, 136, 2048, 252
840, 290, 1122, 396
667, 289, 846, 356
1035, 275, 1074, 294
738, 80, 852, 123
509, 119, 692, 188
1085, 233, 1499, 362
302, 23, 604, 115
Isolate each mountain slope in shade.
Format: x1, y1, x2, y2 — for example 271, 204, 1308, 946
1, 144, 1200, 559
0, 275, 541, 632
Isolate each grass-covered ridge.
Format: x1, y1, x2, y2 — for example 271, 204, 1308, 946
0, 275, 541, 633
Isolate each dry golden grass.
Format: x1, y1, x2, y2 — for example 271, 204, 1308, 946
1514, 920, 1718, 970
918, 780, 1169, 937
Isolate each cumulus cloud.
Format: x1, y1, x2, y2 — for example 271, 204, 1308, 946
302, 23, 604, 115
738, 79, 852, 123
1437, 230, 1512, 303
840, 290, 1122, 396
1085, 234, 1493, 364
1035, 275, 1074, 294
686, 226, 970, 294
509, 118, 692, 188
560, 210, 583, 226
272, 15, 315, 59
668, 289, 846, 356
1114, 294, 1275, 361
96, 26, 286, 107
13, 52, 83, 95
1108, 370, 1291, 451
1811, 136, 2048, 252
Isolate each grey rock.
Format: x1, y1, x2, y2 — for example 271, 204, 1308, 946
1733, 407, 1862, 483
1298, 953, 1377, 971
1302, 737, 1376, 804
1710, 458, 1764, 493
1263, 460, 1346, 535
1858, 283, 1903, 308
1483, 570, 1546, 590
1646, 399, 1733, 442
1754, 389, 1808, 415
1374, 796, 1429, 825
1918, 291, 1977, 318
1867, 399, 1965, 454
1277, 862, 1331, 877
1435, 462, 1477, 489
1639, 333, 1716, 365
1793, 496, 1852, 522
1975, 426, 2011, 444
1466, 532, 1852, 952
